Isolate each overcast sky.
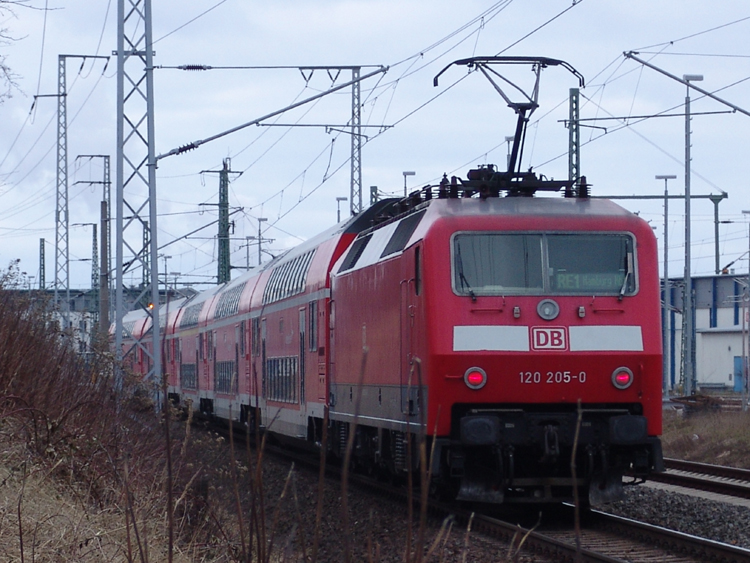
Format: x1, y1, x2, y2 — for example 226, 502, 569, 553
1, 0, 750, 290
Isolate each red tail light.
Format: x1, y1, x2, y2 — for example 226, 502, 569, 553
464, 367, 487, 390
611, 367, 634, 390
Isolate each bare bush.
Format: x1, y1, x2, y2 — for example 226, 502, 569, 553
0, 264, 170, 560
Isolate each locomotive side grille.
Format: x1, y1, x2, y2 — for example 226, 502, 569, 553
338, 234, 372, 272
380, 210, 425, 258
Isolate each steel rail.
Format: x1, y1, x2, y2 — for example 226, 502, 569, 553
590, 509, 750, 563
646, 458, 750, 500
664, 457, 750, 481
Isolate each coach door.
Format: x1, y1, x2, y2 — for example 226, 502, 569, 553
400, 247, 420, 416
299, 307, 306, 404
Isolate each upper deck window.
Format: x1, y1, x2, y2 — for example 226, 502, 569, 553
214, 282, 247, 320
453, 232, 636, 297
262, 249, 315, 305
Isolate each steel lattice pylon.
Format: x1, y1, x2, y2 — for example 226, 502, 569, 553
76, 154, 112, 327
218, 158, 231, 284
55, 55, 70, 326
349, 67, 362, 215
90, 223, 99, 327
115, 0, 161, 392
53, 55, 108, 327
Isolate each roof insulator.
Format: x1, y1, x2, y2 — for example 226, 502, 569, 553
578, 176, 590, 199
450, 176, 459, 199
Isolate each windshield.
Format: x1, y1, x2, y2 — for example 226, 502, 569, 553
453, 232, 635, 296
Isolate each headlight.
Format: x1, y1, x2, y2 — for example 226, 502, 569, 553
611, 366, 634, 390
464, 367, 487, 390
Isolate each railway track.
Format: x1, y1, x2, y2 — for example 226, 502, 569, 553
451, 501, 750, 562
647, 458, 750, 500
258, 438, 750, 562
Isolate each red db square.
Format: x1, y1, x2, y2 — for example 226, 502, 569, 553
531, 327, 567, 350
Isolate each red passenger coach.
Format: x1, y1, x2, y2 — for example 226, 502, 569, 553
150, 201, 402, 438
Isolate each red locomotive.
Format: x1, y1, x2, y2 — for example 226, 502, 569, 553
118, 57, 663, 505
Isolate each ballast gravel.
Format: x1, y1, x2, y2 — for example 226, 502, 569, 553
254, 452, 750, 562
603, 485, 750, 549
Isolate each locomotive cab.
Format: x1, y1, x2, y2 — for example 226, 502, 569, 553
425, 196, 664, 505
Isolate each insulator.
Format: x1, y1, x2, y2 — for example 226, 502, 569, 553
439, 174, 449, 199
179, 64, 211, 71
579, 175, 590, 199
450, 176, 459, 199
177, 143, 198, 154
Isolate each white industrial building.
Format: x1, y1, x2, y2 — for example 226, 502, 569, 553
667, 273, 748, 394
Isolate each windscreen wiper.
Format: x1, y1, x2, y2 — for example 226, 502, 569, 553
456, 245, 477, 302
619, 251, 634, 301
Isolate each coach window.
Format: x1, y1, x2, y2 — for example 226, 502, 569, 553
308, 301, 317, 352
198, 333, 204, 361
261, 318, 267, 396
252, 317, 260, 357
299, 308, 306, 400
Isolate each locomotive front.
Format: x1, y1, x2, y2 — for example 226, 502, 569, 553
425, 196, 664, 505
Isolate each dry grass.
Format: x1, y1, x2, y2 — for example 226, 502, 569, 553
662, 409, 750, 468
0, 263, 198, 562
0, 262, 531, 562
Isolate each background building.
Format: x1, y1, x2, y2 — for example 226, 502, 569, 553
667, 273, 747, 394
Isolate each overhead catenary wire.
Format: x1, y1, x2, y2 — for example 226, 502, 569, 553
34, 0, 50, 98
153, 0, 231, 44
0, 59, 109, 201
8, 3, 750, 286
219, 2, 619, 247
632, 15, 750, 51
531, 72, 750, 180
106, 2, 580, 274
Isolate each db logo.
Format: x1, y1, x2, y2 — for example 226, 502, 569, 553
531, 327, 568, 350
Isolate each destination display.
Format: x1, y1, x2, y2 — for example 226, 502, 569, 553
554, 272, 625, 292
